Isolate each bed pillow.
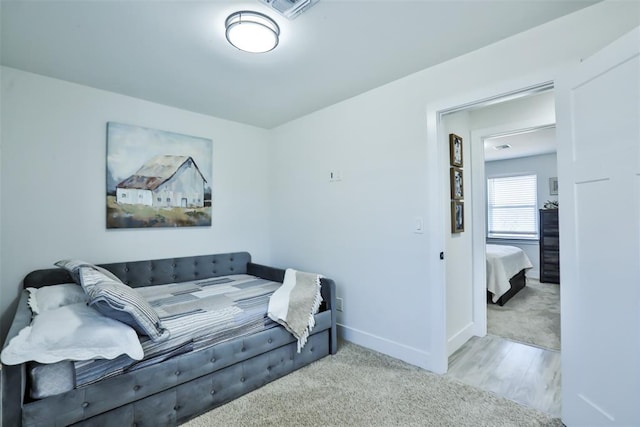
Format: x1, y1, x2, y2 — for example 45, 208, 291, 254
79, 267, 170, 343
0, 302, 144, 365
54, 259, 122, 284
27, 283, 89, 315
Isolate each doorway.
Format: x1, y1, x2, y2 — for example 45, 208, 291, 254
435, 83, 562, 415
441, 85, 557, 355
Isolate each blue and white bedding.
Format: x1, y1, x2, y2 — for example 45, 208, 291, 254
75, 274, 281, 387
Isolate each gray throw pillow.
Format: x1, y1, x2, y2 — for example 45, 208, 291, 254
79, 266, 170, 342
54, 259, 122, 284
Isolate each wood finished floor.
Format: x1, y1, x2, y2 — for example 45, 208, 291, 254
446, 335, 561, 417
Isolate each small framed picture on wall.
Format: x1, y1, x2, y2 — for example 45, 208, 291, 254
549, 177, 559, 195
449, 133, 463, 167
451, 201, 464, 233
450, 167, 464, 200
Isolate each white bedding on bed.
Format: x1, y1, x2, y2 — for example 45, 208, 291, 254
486, 244, 533, 302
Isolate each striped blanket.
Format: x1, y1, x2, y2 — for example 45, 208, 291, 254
75, 274, 281, 386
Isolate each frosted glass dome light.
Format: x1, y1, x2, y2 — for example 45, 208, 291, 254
225, 11, 280, 53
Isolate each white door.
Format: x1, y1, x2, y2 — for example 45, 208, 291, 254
556, 27, 639, 426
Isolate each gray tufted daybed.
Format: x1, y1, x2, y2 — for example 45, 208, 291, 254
1, 252, 337, 426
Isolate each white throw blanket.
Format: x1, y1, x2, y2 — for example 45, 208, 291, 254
268, 269, 323, 352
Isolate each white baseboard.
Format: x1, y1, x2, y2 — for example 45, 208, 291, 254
337, 324, 435, 371
447, 322, 474, 357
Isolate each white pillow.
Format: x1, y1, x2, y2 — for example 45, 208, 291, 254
27, 283, 89, 315
0, 302, 144, 365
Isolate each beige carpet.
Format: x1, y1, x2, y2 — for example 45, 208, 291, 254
183, 341, 563, 427
488, 278, 560, 351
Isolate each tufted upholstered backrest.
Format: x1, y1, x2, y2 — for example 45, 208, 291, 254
23, 252, 252, 289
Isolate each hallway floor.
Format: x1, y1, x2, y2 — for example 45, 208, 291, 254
446, 335, 561, 417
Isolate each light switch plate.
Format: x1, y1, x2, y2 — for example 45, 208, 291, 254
414, 216, 424, 234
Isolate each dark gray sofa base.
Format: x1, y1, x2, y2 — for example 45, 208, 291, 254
2, 252, 337, 427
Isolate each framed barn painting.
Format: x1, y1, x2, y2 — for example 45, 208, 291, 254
106, 122, 212, 228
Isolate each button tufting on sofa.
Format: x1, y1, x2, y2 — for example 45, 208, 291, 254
10, 252, 337, 427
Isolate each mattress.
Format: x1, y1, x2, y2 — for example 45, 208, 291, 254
28, 274, 282, 399
486, 244, 533, 302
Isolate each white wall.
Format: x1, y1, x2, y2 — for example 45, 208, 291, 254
470, 91, 556, 131
269, 1, 639, 371
442, 111, 474, 356
0, 0, 637, 375
485, 153, 559, 279
0, 67, 273, 340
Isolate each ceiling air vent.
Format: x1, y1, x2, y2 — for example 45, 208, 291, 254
259, 0, 319, 20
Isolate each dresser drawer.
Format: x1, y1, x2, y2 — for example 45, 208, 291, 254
542, 250, 560, 264
541, 236, 559, 249
541, 210, 558, 225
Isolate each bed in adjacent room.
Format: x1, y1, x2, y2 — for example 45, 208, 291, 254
486, 244, 533, 306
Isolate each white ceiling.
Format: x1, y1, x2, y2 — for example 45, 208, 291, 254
0, 1, 598, 129
484, 126, 557, 162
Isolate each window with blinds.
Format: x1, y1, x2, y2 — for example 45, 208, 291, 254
487, 174, 538, 240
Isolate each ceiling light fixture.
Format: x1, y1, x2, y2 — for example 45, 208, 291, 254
225, 11, 280, 53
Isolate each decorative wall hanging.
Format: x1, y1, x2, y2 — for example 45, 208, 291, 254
106, 122, 212, 228
450, 167, 464, 200
449, 133, 464, 233
549, 176, 558, 195
449, 133, 463, 167
451, 201, 464, 233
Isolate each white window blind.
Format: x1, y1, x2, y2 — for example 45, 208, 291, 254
487, 174, 538, 240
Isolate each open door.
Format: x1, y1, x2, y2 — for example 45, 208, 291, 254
556, 27, 639, 425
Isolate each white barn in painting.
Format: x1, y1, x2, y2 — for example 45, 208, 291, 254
116, 155, 207, 208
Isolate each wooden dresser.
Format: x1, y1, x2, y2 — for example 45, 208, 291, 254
539, 209, 560, 283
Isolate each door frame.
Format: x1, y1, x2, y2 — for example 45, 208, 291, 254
470, 121, 556, 337
426, 75, 555, 373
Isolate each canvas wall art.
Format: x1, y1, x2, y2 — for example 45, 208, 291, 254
106, 122, 212, 228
